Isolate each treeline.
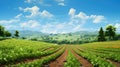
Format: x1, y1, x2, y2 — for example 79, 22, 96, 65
30, 38, 96, 45
0, 26, 11, 37
38, 24, 120, 44
0, 25, 19, 40
30, 35, 97, 45
42, 39, 96, 45
98, 25, 120, 41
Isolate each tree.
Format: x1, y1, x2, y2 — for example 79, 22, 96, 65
14, 30, 19, 37
105, 25, 116, 40
0, 25, 5, 37
5, 31, 11, 37
98, 27, 106, 41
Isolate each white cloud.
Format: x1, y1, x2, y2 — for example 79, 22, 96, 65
58, 3, 65, 6
0, 19, 20, 24
75, 12, 89, 20
19, 6, 39, 18
24, 0, 51, 6
55, 0, 64, 2
21, 20, 40, 28
73, 25, 81, 31
115, 23, 120, 28
19, 6, 53, 18
0, 19, 20, 30
40, 21, 84, 34
69, 8, 76, 17
41, 10, 54, 18
0, 6, 107, 33
24, 0, 31, 3
5, 25, 19, 30
55, 0, 66, 6
24, 0, 41, 4
56, 23, 65, 29
15, 13, 23, 18
115, 23, 120, 31
90, 15, 105, 23
68, 8, 87, 27
25, 0, 66, 6
68, 8, 106, 23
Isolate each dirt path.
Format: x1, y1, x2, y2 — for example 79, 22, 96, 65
107, 60, 120, 67
70, 49, 93, 67
48, 48, 68, 67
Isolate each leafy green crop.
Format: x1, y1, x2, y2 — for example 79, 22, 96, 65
0, 39, 60, 65
0, 39, 120, 66
14, 47, 65, 67
73, 48, 115, 67
64, 49, 81, 67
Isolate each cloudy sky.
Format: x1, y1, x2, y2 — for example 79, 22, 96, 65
0, 0, 120, 33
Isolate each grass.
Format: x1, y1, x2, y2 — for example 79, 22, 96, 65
80, 40, 120, 48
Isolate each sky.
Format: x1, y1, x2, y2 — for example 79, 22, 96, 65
0, 0, 120, 34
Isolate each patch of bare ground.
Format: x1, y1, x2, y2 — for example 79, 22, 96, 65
107, 60, 120, 67
46, 48, 68, 67
70, 49, 93, 67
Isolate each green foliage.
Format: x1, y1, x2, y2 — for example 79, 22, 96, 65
27, 31, 98, 44
88, 48, 120, 62
74, 48, 115, 67
80, 40, 120, 48
0, 39, 120, 66
78, 41, 120, 66
39, 34, 97, 44
14, 30, 19, 37
105, 25, 116, 40
4, 31, 11, 37
98, 27, 106, 41
0, 39, 60, 65
0, 25, 5, 37
0, 25, 12, 38
15, 47, 65, 67
64, 49, 81, 67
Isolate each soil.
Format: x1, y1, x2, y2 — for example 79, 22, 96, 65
3, 46, 120, 67
13, 47, 62, 66
107, 60, 120, 67
70, 49, 93, 67
48, 48, 68, 67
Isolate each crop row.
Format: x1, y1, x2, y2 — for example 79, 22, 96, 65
73, 48, 115, 67
79, 47, 120, 62
1, 46, 62, 65
64, 49, 81, 67
11, 46, 65, 67
95, 48, 120, 52
0, 39, 60, 65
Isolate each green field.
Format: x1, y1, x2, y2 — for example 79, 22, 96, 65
0, 39, 120, 67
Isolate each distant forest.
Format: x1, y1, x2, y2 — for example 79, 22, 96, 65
0, 25, 120, 44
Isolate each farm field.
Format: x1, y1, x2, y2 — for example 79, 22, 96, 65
0, 39, 120, 67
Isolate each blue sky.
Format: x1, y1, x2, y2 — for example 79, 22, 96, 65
0, 0, 120, 33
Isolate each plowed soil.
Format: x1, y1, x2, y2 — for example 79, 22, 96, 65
108, 60, 120, 67
70, 49, 93, 67
48, 48, 68, 67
